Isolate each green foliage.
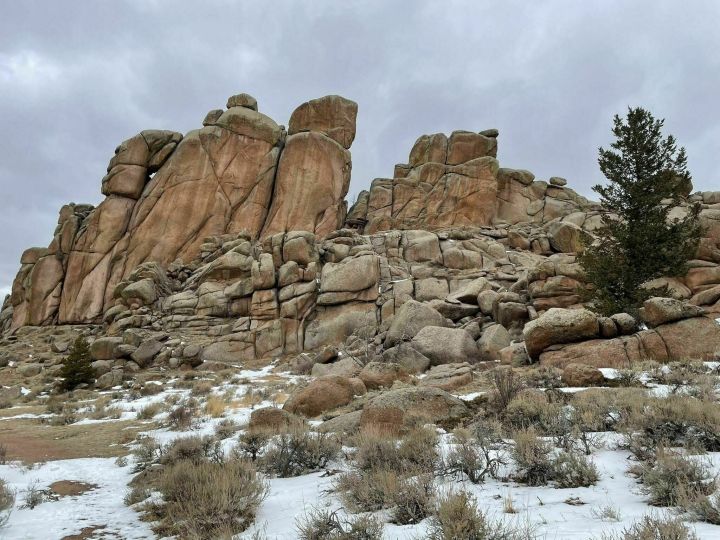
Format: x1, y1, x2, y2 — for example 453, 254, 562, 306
579, 107, 702, 315
59, 336, 95, 391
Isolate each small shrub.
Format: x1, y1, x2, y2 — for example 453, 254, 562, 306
215, 418, 240, 439
132, 435, 162, 472
140, 382, 164, 396
504, 391, 560, 432
0, 398, 13, 409
490, 367, 524, 411
59, 336, 95, 391
511, 429, 554, 486
444, 427, 504, 484
681, 491, 720, 525
0, 443, 7, 465
427, 490, 536, 540
390, 474, 434, 525
336, 468, 399, 513
155, 458, 267, 539
124, 485, 150, 506
598, 514, 698, 540
0, 479, 15, 526
167, 404, 194, 430
637, 450, 715, 507
352, 427, 438, 475
236, 429, 272, 461
160, 435, 223, 466
296, 507, 383, 540
20, 482, 49, 509
552, 451, 600, 488
258, 427, 340, 477
204, 395, 227, 418
137, 402, 162, 420
191, 380, 213, 396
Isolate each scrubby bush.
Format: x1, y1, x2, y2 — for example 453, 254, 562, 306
132, 435, 162, 472
296, 508, 383, 540
137, 402, 163, 420
352, 427, 439, 475
427, 490, 536, 540
236, 429, 272, 461
552, 451, 600, 488
489, 367, 524, 411
598, 514, 698, 540
636, 450, 715, 507
167, 403, 194, 430
336, 468, 399, 513
443, 427, 504, 484
215, 418, 240, 439
155, 458, 267, 539
511, 429, 555, 486
258, 426, 340, 477
503, 391, 561, 433
0, 479, 15, 526
59, 336, 95, 391
390, 474, 434, 525
160, 435, 223, 466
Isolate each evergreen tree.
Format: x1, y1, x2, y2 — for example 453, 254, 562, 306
579, 107, 702, 316
60, 336, 95, 391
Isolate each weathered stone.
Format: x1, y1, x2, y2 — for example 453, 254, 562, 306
90, 337, 125, 360
360, 386, 470, 433
639, 297, 705, 328
381, 343, 431, 374
288, 95, 358, 149
226, 93, 258, 111
130, 338, 163, 367
420, 362, 473, 390
248, 407, 303, 432
561, 363, 604, 387
283, 375, 366, 417
411, 326, 478, 365
385, 299, 448, 347
523, 308, 600, 360
359, 361, 409, 390
477, 324, 511, 361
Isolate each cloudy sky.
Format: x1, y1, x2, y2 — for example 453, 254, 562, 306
1, 0, 719, 296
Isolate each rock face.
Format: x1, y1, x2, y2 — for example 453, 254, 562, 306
8, 94, 357, 329
4, 92, 720, 380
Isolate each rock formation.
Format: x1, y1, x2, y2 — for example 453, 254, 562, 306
2, 93, 720, 379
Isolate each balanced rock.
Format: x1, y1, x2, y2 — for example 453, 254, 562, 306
638, 296, 704, 328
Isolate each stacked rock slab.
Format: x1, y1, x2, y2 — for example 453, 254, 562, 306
345, 129, 594, 233
7, 94, 358, 330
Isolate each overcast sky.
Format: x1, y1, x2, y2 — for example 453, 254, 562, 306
1, 0, 719, 297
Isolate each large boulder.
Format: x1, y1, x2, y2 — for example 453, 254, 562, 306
359, 386, 470, 433
381, 343, 431, 373
420, 362, 473, 390
523, 308, 600, 360
561, 363, 605, 387
288, 95, 358, 149
358, 361, 409, 390
283, 375, 366, 418
411, 326, 479, 365
654, 317, 720, 360
90, 337, 125, 360
638, 297, 705, 328
384, 300, 448, 347
545, 221, 592, 253
477, 324, 511, 361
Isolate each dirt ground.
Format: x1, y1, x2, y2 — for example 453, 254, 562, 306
0, 417, 156, 463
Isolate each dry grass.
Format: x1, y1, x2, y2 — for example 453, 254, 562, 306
204, 395, 228, 418
0, 417, 155, 463
597, 514, 698, 540
295, 507, 383, 539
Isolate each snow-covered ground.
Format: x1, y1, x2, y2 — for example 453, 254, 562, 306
1, 364, 720, 539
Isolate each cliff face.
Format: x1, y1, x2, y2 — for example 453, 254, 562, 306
7, 94, 357, 329
3, 93, 720, 369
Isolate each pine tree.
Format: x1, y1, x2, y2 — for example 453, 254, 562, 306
578, 107, 702, 316
60, 336, 95, 391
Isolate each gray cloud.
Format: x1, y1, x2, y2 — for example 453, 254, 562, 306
2, 0, 719, 294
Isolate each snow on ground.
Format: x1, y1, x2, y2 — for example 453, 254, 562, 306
0, 458, 154, 539
2, 364, 720, 539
